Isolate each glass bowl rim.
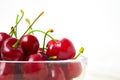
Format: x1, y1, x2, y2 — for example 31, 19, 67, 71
0, 55, 87, 64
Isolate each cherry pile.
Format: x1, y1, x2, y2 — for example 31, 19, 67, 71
0, 10, 84, 80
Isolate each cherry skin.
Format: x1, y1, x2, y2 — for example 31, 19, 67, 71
22, 63, 48, 80
21, 56, 49, 80
0, 32, 11, 59
0, 32, 11, 48
26, 48, 48, 61
37, 48, 48, 60
21, 47, 48, 80
0, 62, 15, 80
1, 37, 24, 61
48, 64, 65, 80
61, 62, 82, 78
19, 34, 39, 57
46, 38, 76, 60
26, 53, 44, 61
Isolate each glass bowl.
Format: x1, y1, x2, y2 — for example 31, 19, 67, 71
0, 55, 87, 80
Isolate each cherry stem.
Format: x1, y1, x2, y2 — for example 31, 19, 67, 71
42, 29, 54, 54
10, 15, 19, 37
22, 11, 44, 37
14, 14, 19, 38
25, 18, 34, 35
48, 56, 57, 60
9, 10, 24, 38
74, 47, 84, 59
13, 11, 44, 48
10, 26, 15, 37
28, 29, 56, 42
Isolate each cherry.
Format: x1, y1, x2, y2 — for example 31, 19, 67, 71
48, 64, 65, 80
19, 34, 39, 57
0, 62, 15, 80
37, 48, 45, 54
26, 53, 44, 61
27, 29, 54, 60
0, 11, 44, 61
46, 38, 76, 60
21, 45, 49, 80
0, 32, 11, 53
37, 48, 48, 60
21, 62, 48, 80
1, 37, 24, 61
0, 32, 11, 47
61, 62, 82, 78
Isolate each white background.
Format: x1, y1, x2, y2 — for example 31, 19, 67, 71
0, 0, 120, 80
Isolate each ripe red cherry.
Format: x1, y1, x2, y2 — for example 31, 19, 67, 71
0, 32, 11, 48
1, 37, 24, 61
0, 62, 15, 80
21, 62, 48, 80
46, 38, 76, 60
0, 32, 11, 57
48, 64, 65, 80
37, 48, 48, 60
21, 48, 49, 80
61, 62, 82, 78
26, 53, 44, 61
19, 34, 39, 57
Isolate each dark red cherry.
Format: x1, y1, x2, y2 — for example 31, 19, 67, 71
61, 62, 82, 78
26, 53, 44, 61
19, 34, 39, 57
0, 32, 11, 57
0, 62, 15, 80
1, 37, 24, 61
48, 64, 65, 80
0, 32, 11, 48
37, 48, 48, 60
21, 62, 48, 80
21, 48, 49, 80
46, 38, 76, 60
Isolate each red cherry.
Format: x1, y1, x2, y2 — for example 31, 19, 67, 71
21, 62, 48, 80
0, 62, 15, 80
48, 64, 65, 80
26, 53, 44, 61
46, 39, 58, 48
1, 37, 24, 61
21, 48, 49, 80
61, 62, 82, 78
0, 32, 11, 48
0, 32, 11, 59
46, 38, 76, 60
19, 34, 39, 57
37, 48, 49, 60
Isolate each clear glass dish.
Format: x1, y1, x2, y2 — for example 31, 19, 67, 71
0, 55, 87, 80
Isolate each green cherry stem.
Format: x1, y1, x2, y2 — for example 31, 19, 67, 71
14, 14, 19, 38
22, 11, 44, 37
42, 29, 54, 54
9, 10, 24, 38
13, 11, 44, 48
74, 47, 84, 59
28, 29, 56, 42
25, 18, 34, 35
25, 18, 31, 25
10, 26, 15, 37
